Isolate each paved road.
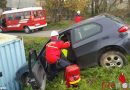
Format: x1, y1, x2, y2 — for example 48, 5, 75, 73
3, 30, 60, 37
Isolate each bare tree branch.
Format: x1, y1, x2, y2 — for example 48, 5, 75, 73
108, 0, 117, 11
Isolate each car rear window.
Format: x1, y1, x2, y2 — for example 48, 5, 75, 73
105, 14, 125, 24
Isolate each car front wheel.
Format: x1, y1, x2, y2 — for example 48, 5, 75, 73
100, 51, 127, 68
20, 72, 41, 90
20, 72, 30, 86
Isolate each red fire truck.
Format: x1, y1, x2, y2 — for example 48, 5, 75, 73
0, 7, 47, 33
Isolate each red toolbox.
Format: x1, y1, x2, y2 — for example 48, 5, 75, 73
65, 64, 81, 87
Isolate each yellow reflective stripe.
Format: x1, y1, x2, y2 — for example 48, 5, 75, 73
62, 49, 68, 57
69, 78, 81, 84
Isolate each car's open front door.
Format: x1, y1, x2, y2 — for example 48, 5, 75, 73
28, 49, 46, 90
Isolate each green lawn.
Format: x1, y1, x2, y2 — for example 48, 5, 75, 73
46, 20, 75, 30
45, 66, 130, 90
23, 36, 130, 90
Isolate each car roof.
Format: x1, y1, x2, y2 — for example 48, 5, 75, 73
59, 14, 115, 34
2, 7, 43, 14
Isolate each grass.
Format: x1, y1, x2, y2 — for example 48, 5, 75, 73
45, 66, 130, 90
23, 36, 130, 90
46, 20, 75, 30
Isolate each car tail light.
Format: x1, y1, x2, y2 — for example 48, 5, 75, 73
118, 26, 128, 33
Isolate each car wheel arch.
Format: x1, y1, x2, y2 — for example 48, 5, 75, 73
16, 63, 29, 82
16, 70, 29, 83
23, 25, 28, 29
97, 45, 127, 65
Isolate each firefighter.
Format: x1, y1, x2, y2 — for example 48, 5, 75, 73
45, 30, 71, 81
1, 15, 6, 27
74, 10, 83, 23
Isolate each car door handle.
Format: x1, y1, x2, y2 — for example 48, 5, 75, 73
0, 72, 2, 77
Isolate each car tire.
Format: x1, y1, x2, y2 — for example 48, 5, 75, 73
24, 26, 31, 34
100, 51, 127, 68
20, 72, 30, 86
21, 73, 40, 90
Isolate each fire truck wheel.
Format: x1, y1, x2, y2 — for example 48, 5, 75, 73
24, 26, 31, 34
0, 28, 3, 33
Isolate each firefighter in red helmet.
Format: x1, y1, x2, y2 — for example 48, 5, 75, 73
45, 30, 71, 81
74, 10, 83, 23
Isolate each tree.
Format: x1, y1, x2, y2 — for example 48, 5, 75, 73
46, 0, 89, 22
46, 0, 63, 22
0, 0, 7, 9
128, 0, 130, 8
90, 0, 120, 16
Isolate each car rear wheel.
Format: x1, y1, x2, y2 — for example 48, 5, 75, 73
24, 26, 31, 34
100, 51, 127, 68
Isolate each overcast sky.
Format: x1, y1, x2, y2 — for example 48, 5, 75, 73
6, 0, 36, 8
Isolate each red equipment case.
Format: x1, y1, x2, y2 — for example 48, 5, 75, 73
65, 64, 81, 87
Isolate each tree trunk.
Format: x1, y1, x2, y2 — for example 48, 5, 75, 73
95, 0, 99, 15
91, 0, 94, 16
102, 0, 107, 12
128, 0, 130, 8
108, 0, 117, 12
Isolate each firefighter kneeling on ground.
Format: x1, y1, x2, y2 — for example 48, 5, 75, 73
45, 30, 71, 81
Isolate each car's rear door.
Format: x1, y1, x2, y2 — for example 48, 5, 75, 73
71, 23, 102, 68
